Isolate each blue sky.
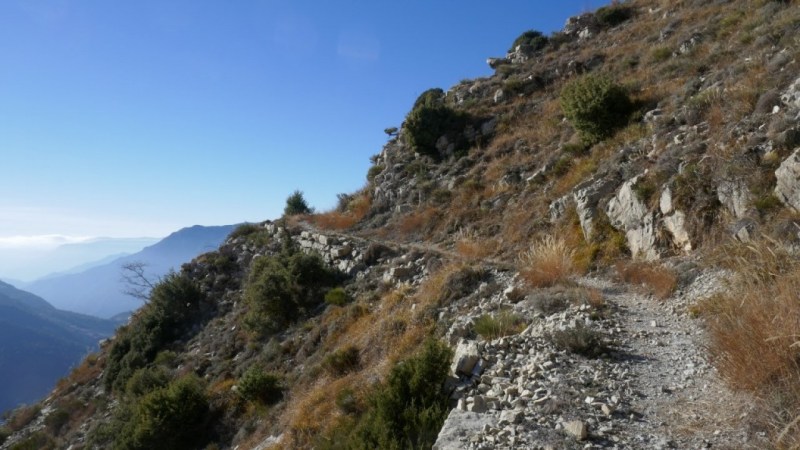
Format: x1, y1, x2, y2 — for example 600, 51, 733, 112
0, 0, 607, 243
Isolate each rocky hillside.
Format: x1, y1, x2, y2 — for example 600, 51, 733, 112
4, 0, 800, 449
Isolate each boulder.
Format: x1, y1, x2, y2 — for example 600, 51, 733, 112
573, 176, 620, 239
775, 148, 800, 211
451, 339, 481, 377
564, 420, 589, 440
606, 175, 660, 260
717, 180, 751, 219
781, 76, 800, 110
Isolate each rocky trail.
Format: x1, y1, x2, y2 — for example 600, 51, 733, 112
292, 221, 764, 449
434, 268, 766, 450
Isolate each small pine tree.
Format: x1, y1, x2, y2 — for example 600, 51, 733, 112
284, 190, 312, 216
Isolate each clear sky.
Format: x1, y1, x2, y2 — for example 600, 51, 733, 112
0, 0, 607, 245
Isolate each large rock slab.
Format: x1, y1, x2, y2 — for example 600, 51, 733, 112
606, 174, 660, 260
775, 148, 800, 211
432, 409, 494, 450
573, 175, 620, 239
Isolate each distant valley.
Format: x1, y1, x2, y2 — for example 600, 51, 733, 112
21, 225, 236, 319
0, 281, 117, 413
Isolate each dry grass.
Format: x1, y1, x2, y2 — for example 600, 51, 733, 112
312, 194, 371, 231
518, 235, 576, 288
701, 240, 800, 447
396, 206, 439, 236
454, 229, 497, 260
615, 261, 678, 299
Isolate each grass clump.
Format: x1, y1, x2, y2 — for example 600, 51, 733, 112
324, 287, 351, 306
519, 235, 577, 288
473, 310, 526, 340
549, 325, 609, 358
702, 241, 800, 447
322, 346, 361, 377
615, 261, 678, 300
560, 74, 633, 144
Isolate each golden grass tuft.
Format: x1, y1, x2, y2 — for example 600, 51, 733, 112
615, 261, 678, 300
518, 235, 576, 288
701, 240, 800, 447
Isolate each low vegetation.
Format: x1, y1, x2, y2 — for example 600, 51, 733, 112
473, 310, 526, 340
519, 235, 577, 288
615, 261, 678, 300
403, 88, 472, 160
560, 74, 633, 144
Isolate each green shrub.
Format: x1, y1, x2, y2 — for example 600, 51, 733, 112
238, 368, 282, 405
104, 273, 205, 392
473, 311, 526, 340
44, 408, 69, 435
244, 247, 339, 335
324, 287, 350, 306
323, 346, 361, 376
366, 164, 385, 182
560, 74, 633, 144
326, 339, 453, 449
125, 366, 171, 398
508, 30, 549, 53
595, 4, 633, 28
119, 375, 211, 450
403, 88, 471, 161
8, 432, 54, 450
0, 427, 9, 445
754, 194, 782, 215
228, 223, 261, 240
284, 190, 313, 216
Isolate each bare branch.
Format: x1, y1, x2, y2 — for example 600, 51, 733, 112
120, 261, 158, 302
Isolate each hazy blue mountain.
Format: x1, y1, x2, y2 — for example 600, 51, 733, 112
24, 225, 236, 319
0, 281, 117, 413
0, 237, 159, 282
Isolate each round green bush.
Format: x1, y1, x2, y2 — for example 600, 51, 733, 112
238, 367, 282, 405
560, 74, 633, 144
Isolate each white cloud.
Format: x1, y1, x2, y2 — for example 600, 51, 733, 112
0, 234, 95, 249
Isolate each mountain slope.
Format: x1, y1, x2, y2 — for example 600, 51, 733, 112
4, 0, 800, 449
24, 225, 236, 318
0, 282, 116, 413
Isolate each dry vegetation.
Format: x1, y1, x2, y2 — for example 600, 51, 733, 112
519, 235, 577, 288
701, 240, 800, 447
615, 261, 678, 300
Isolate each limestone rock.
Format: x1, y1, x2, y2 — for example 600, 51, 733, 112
717, 181, 751, 218
573, 176, 620, 239
606, 174, 660, 260
564, 420, 589, 440
781, 76, 800, 110
775, 148, 800, 211
433, 410, 494, 450
451, 339, 481, 377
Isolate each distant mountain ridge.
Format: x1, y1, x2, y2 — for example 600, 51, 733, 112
23, 225, 237, 319
0, 281, 117, 413
0, 236, 159, 282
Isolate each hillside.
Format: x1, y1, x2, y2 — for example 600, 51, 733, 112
24, 224, 236, 318
0, 282, 116, 413
3, 0, 800, 449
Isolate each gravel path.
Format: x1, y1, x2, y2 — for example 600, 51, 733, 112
435, 270, 767, 449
